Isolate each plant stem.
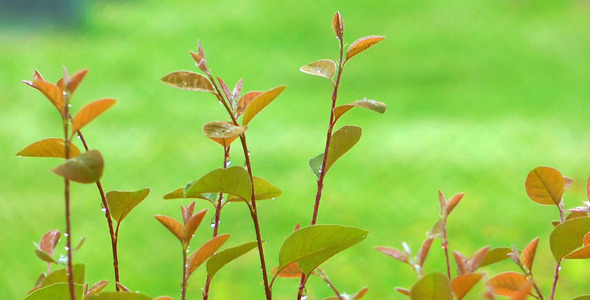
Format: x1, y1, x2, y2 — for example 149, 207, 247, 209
181, 244, 188, 300
297, 274, 308, 300
550, 260, 562, 300
441, 220, 451, 279
63, 96, 75, 300
76, 130, 121, 290
317, 268, 344, 300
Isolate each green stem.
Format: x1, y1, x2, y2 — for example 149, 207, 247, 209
62, 93, 75, 300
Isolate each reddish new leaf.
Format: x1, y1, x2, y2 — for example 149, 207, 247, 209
417, 238, 435, 268
450, 273, 484, 300
155, 215, 184, 243
236, 91, 263, 118
446, 193, 465, 216
184, 209, 207, 243
345, 35, 385, 62
353, 286, 369, 299
39, 230, 60, 256
188, 234, 231, 276
181, 201, 196, 225
487, 272, 529, 297
395, 287, 410, 296
469, 246, 490, 272
66, 69, 88, 95
453, 251, 468, 275
332, 12, 344, 40
242, 85, 286, 125
17, 138, 81, 158
521, 237, 539, 271
71, 99, 116, 133
375, 246, 410, 265
525, 166, 565, 206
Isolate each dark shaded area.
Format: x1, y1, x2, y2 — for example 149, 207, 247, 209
0, 0, 88, 25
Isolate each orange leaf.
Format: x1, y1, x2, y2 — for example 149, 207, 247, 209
17, 138, 81, 158
468, 246, 490, 272
451, 273, 484, 300
509, 281, 533, 300
72, 99, 116, 133
353, 286, 369, 299
237, 91, 263, 117
202, 121, 247, 148
345, 35, 385, 61
375, 246, 409, 265
242, 85, 287, 126
521, 237, 540, 271
67, 69, 88, 95
446, 193, 465, 216
585, 232, 590, 246
417, 238, 434, 268
332, 12, 343, 40
525, 166, 565, 206
271, 262, 303, 278
184, 209, 207, 243
564, 244, 590, 259
487, 272, 529, 297
188, 234, 231, 275
453, 251, 468, 275
155, 215, 185, 243
395, 287, 410, 296
30, 80, 65, 115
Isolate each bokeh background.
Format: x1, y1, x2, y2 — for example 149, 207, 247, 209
2, 0, 590, 299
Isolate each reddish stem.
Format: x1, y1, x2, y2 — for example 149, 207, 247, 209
441, 219, 451, 279
181, 244, 188, 300
550, 259, 562, 300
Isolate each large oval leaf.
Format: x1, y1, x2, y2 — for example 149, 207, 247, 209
450, 273, 483, 300
242, 85, 286, 126
333, 99, 387, 123
487, 272, 529, 297
525, 166, 565, 206
106, 188, 151, 224
207, 241, 259, 279
188, 234, 231, 276
550, 217, 590, 261
409, 271, 451, 300
202, 121, 246, 148
51, 150, 104, 183
161, 71, 214, 92
25, 283, 84, 300
41, 264, 85, 287
227, 176, 281, 202
71, 99, 116, 133
17, 138, 81, 158
185, 166, 252, 202
345, 35, 385, 62
300, 59, 337, 81
277, 225, 368, 277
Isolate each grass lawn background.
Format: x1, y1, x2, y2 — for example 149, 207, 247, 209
1, 0, 590, 299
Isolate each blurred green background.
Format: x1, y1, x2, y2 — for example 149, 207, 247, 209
2, 0, 590, 299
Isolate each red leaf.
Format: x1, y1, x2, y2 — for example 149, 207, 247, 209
332, 12, 344, 40
375, 246, 410, 265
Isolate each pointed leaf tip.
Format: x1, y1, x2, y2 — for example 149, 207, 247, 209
242, 85, 286, 125
72, 99, 116, 134
346, 35, 385, 62
300, 59, 337, 81
332, 12, 344, 40
51, 150, 104, 183
106, 188, 151, 224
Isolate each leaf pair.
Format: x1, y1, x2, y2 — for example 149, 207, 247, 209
155, 207, 208, 246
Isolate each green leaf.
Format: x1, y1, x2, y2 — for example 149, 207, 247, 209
309, 126, 362, 177
71, 99, 116, 134
202, 121, 247, 148
409, 271, 452, 300
85, 291, 153, 300
25, 283, 84, 300
333, 99, 387, 123
242, 85, 286, 126
550, 217, 590, 261
479, 247, 512, 268
227, 176, 281, 202
300, 59, 337, 81
17, 138, 81, 158
51, 150, 104, 183
41, 264, 85, 287
277, 224, 368, 277
188, 234, 231, 276
426, 219, 443, 238
345, 35, 385, 62
525, 166, 565, 206
162, 187, 215, 205
34, 249, 58, 264
185, 166, 252, 202
207, 241, 259, 279
161, 71, 214, 92
106, 188, 151, 223
572, 296, 590, 300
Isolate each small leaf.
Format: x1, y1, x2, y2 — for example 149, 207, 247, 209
188, 234, 231, 276
236, 91, 263, 117
453, 251, 468, 275
427, 219, 443, 238
480, 247, 512, 267
487, 272, 529, 297
521, 237, 540, 271
155, 215, 184, 243
468, 246, 490, 272
34, 249, 58, 264
106, 188, 151, 223
232, 79, 244, 103
564, 244, 590, 259
332, 12, 344, 40
309, 153, 324, 178
51, 150, 104, 183
202, 121, 247, 148
86, 280, 109, 296
85, 291, 152, 300
161, 71, 214, 92
333, 99, 387, 123
438, 190, 446, 212
71, 99, 116, 133
525, 166, 565, 206
242, 85, 286, 126
353, 286, 369, 299
25, 283, 84, 300
217, 77, 233, 103
42, 264, 85, 286
395, 287, 410, 296
181, 201, 196, 224
345, 35, 385, 62
550, 217, 590, 261
409, 271, 452, 300
17, 138, 81, 158
227, 176, 281, 202
375, 246, 410, 265
277, 225, 368, 277
446, 193, 465, 216
207, 241, 259, 279
185, 166, 252, 202
450, 273, 484, 300
39, 230, 60, 256
66, 69, 88, 96
323, 125, 362, 175
417, 238, 435, 268
184, 209, 207, 243
28, 80, 65, 115
300, 59, 337, 81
